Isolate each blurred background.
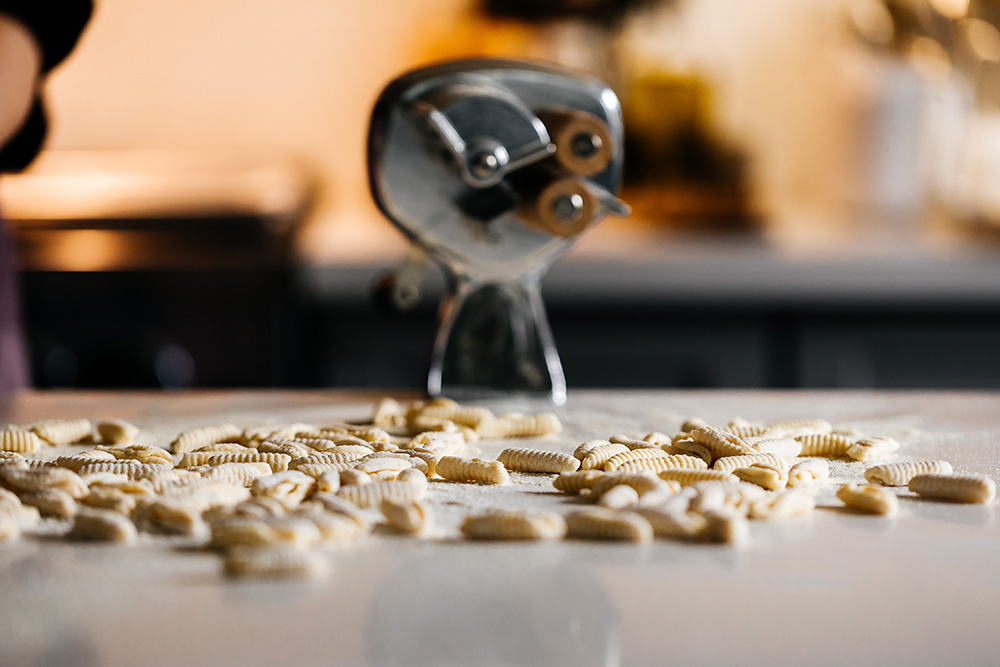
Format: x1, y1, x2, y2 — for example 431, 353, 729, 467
6, 0, 1000, 390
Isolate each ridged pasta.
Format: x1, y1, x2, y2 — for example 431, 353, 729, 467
908, 474, 996, 504
796, 433, 853, 458
603, 448, 679, 472
171, 423, 242, 455
745, 437, 802, 459
436, 457, 509, 485
552, 470, 606, 494
865, 460, 953, 486
0, 429, 44, 454
688, 427, 755, 459
201, 452, 291, 473
478, 412, 562, 439
580, 443, 630, 470
336, 480, 426, 508
713, 453, 786, 474
658, 468, 739, 486
573, 439, 612, 460
497, 447, 579, 474
200, 462, 273, 487
589, 472, 663, 499
26, 419, 93, 446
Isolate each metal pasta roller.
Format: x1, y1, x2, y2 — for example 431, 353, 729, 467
368, 59, 628, 405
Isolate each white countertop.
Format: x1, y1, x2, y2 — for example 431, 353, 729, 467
1, 389, 999, 666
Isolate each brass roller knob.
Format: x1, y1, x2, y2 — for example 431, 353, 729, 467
541, 111, 614, 177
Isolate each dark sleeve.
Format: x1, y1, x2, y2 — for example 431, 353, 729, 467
0, 0, 93, 173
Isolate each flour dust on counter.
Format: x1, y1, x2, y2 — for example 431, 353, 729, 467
0, 395, 997, 585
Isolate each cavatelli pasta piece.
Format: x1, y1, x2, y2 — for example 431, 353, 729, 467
257, 440, 314, 459
865, 460, 953, 486
371, 397, 405, 429
574, 440, 612, 461
598, 484, 640, 509
795, 433, 853, 458
745, 437, 802, 460
701, 509, 751, 545
339, 469, 371, 486
461, 509, 565, 541
288, 452, 366, 470
251, 471, 315, 509
635, 506, 708, 540
0, 429, 43, 454
552, 470, 606, 494
436, 457, 509, 485
353, 456, 412, 475
307, 492, 371, 531
667, 438, 713, 465
396, 468, 427, 488
0, 465, 89, 498
80, 486, 138, 515
191, 443, 251, 455
837, 483, 899, 515
688, 481, 767, 516
713, 453, 786, 474
748, 489, 816, 520
294, 461, 358, 478
201, 452, 291, 473
579, 443, 630, 470
407, 450, 441, 477
55, 451, 118, 471
688, 427, 755, 459
134, 498, 206, 536
787, 459, 830, 488
19, 488, 77, 519
200, 462, 273, 487
642, 432, 673, 447
336, 480, 426, 508
77, 461, 170, 480
159, 480, 250, 511
67, 508, 137, 543
97, 444, 173, 466
658, 468, 739, 486
381, 499, 434, 535
26, 419, 92, 446
565, 507, 652, 542
171, 423, 242, 455
733, 462, 788, 491
293, 506, 367, 543
406, 431, 466, 455
908, 474, 996, 504
211, 516, 322, 549
223, 545, 328, 580
415, 399, 494, 428
589, 472, 663, 499
614, 455, 708, 475
314, 470, 340, 494
497, 447, 580, 474
96, 419, 140, 445
765, 419, 832, 438
847, 437, 901, 462
476, 412, 562, 439
608, 435, 662, 450
603, 448, 679, 472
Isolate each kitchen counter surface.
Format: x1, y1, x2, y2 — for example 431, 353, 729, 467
1, 389, 999, 666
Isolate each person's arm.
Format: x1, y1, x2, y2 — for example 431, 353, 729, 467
0, 12, 40, 150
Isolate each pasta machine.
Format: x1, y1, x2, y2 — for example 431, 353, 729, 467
368, 59, 628, 405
